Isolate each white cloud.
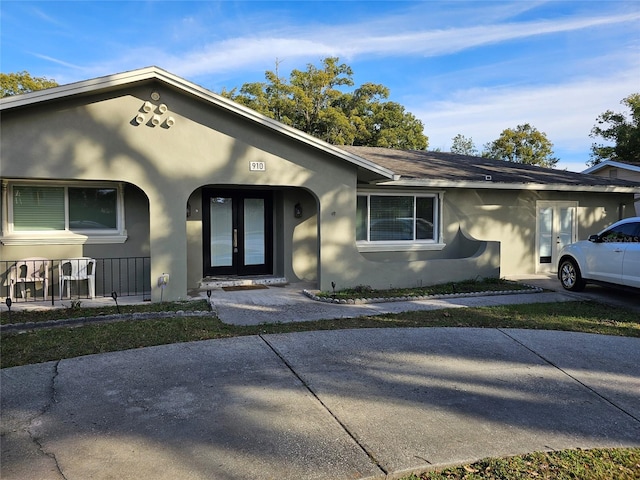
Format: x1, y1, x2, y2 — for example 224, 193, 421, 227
415, 70, 639, 169
73, 7, 638, 84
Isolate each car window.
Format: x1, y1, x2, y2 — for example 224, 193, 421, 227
600, 222, 640, 243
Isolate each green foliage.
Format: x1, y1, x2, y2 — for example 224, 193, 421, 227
410, 448, 640, 479
0, 71, 58, 98
482, 123, 558, 168
589, 93, 640, 166
319, 278, 527, 299
450, 134, 478, 155
220, 57, 428, 150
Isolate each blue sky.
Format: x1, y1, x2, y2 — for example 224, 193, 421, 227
1, 1, 639, 172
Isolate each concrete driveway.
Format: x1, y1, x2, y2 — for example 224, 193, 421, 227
507, 274, 640, 313
2, 328, 639, 480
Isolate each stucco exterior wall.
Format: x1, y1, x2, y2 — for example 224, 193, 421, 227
441, 188, 634, 276
591, 166, 640, 215
1, 84, 356, 299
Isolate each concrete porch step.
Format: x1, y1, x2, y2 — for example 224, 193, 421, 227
198, 276, 288, 290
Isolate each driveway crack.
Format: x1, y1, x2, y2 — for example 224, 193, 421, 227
259, 334, 388, 476
27, 360, 68, 480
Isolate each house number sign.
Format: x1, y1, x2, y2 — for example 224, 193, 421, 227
249, 161, 266, 171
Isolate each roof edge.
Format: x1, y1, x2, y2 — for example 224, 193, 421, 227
0, 66, 395, 180
582, 160, 640, 174
376, 179, 640, 193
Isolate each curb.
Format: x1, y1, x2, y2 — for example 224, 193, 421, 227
302, 284, 544, 305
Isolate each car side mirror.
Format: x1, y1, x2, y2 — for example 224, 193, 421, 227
588, 234, 601, 243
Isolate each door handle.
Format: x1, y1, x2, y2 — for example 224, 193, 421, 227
233, 229, 238, 249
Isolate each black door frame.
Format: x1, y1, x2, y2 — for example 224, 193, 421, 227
202, 189, 273, 277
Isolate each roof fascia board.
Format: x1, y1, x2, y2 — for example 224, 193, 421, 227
375, 179, 640, 193
582, 160, 640, 174
0, 67, 395, 180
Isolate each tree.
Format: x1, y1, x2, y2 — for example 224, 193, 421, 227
589, 93, 640, 166
450, 134, 478, 155
220, 57, 428, 150
0, 71, 58, 98
482, 123, 558, 168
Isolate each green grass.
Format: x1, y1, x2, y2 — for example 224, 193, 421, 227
317, 277, 530, 299
1, 300, 638, 369
1, 299, 210, 325
405, 447, 640, 479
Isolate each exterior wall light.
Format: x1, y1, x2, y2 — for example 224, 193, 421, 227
135, 114, 146, 125
294, 202, 303, 218
151, 115, 161, 126
158, 103, 168, 114
166, 116, 175, 127
142, 101, 154, 113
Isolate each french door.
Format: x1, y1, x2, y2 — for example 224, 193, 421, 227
536, 201, 578, 273
203, 190, 272, 276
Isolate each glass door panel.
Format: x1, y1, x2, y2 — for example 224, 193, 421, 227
538, 207, 553, 264
558, 207, 574, 252
210, 197, 233, 267
244, 198, 265, 266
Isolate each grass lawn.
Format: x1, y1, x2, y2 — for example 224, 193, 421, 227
2, 299, 638, 369
405, 447, 640, 479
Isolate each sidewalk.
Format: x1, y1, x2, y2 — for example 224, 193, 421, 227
208, 275, 575, 326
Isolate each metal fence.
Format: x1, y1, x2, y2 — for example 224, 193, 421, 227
1, 257, 151, 304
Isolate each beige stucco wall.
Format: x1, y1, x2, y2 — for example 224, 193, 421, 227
591, 166, 640, 215
0, 83, 358, 299
439, 188, 634, 276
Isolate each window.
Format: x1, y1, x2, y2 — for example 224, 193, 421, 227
3, 181, 126, 245
600, 222, 640, 243
357, 192, 441, 250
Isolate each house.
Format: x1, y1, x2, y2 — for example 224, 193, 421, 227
582, 160, 640, 215
1, 67, 638, 302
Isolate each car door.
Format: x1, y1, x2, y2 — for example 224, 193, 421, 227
621, 222, 640, 288
585, 222, 637, 284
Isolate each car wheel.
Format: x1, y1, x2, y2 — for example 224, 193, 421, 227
559, 259, 585, 291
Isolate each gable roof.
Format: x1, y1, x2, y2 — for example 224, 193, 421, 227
0, 66, 395, 182
582, 160, 640, 175
340, 146, 640, 193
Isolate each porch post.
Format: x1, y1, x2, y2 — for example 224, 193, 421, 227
148, 190, 188, 302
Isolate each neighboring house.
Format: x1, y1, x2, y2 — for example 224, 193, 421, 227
582, 161, 640, 215
1, 67, 638, 302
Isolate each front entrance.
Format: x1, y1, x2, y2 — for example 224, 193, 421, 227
536, 201, 578, 273
203, 189, 273, 276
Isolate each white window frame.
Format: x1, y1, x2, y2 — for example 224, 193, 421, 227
356, 190, 446, 252
1, 180, 127, 245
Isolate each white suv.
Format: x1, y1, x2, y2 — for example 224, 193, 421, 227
557, 217, 640, 291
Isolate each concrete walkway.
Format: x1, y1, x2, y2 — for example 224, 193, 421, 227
209, 276, 570, 326
2, 275, 639, 479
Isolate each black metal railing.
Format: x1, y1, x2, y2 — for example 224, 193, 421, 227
1, 257, 151, 304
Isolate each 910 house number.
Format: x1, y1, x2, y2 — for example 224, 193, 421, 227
249, 161, 266, 171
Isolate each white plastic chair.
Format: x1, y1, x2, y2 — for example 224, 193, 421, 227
59, 258, 96, 299
9, 257, 50, 300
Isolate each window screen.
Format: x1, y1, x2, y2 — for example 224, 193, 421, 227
13, 186, 65, 231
